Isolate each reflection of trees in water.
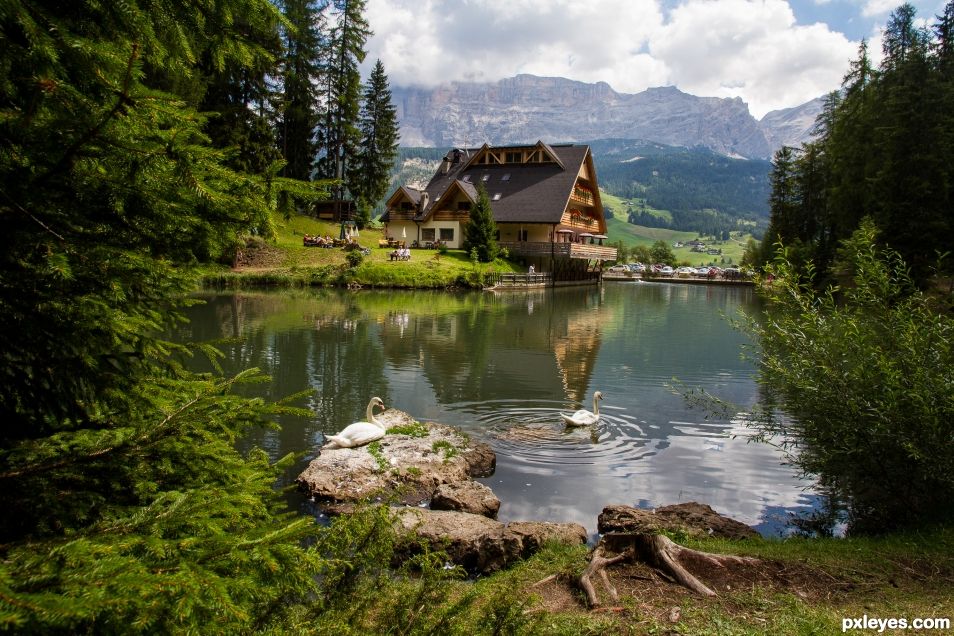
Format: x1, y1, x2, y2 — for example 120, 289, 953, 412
177, 293, 391, 461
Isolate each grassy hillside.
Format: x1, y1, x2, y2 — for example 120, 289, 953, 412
205, 213, 521, 288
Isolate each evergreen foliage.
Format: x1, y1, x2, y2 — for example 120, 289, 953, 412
744, 219, 954, 533
349, 59, 400, 227
277, 0, 326, 181
760, 2, 954, 285
0, 0, 324, 630
315, 0, 371, 203
463, 186, 499, 263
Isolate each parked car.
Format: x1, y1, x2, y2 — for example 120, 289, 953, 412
675, 266, 694, 278
608, 265, 629, 273
659, 266, 675, 276
629, 262, 646, 273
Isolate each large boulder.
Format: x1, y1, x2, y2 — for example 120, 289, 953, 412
296, 410, 496, 505
598, 502, 758, 540
393, 508, 587, 574
431, 481, 501, 518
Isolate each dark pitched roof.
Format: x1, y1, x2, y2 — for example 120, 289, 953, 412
415, 143, 591, 224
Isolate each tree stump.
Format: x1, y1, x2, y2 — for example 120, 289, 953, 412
578, 532, 761, 608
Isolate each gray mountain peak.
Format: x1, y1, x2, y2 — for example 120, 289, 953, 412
392, 74, 822, 159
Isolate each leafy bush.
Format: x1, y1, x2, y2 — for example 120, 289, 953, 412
744, 219, 954, 533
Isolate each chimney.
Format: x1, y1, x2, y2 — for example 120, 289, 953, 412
453, 148, 462, 164
440, 159, 450, 174
419, 192, 430, 212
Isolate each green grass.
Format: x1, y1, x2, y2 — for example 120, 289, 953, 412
600, 189, 672, 223
204, 212, 522, 289
417, 526, 954, 635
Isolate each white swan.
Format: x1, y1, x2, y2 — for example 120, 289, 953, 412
560, 391, 603, 427
323, 397, 386, 449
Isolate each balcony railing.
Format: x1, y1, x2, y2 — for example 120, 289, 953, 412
499, 241, 617, 261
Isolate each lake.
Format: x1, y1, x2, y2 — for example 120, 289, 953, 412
178, 282, 817, 536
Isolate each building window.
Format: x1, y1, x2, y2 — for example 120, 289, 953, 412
505, 151, 521, 163
457, 201, 471, 211
519, 229, 528, 241
401, 202, 412, 210
439, 228, 454, 241
422, 228, 436, 241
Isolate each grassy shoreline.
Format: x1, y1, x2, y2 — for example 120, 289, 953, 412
324, 522, 954, 635
203, 214, 522, 289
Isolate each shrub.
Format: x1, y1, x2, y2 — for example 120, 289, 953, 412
743, 219, 954, 533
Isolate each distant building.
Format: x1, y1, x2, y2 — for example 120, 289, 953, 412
381, 141, 617, 282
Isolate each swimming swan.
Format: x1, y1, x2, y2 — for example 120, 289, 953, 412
323, 397, 386, 449
560, 391, 603, 427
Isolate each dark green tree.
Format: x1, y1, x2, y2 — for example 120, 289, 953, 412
278, 0, 326, 181
349, 58, 400, 227
316, 0, 371, 207
649, 240, 676, 265
759, 6, 954, 285
0, 0, 327, 630
464, 186, 499, 262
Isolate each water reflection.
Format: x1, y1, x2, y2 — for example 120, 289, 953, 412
176, 283, 815, 535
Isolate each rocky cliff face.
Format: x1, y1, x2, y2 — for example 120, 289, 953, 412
758, 97, 825, 152
393, 74, 820, 160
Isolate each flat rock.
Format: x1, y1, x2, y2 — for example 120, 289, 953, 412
598, 502, 758, 540
393, 508, 587, 574
431, 481, 501, 518
296, 409, 496, 505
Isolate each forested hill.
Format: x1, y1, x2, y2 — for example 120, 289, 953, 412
389, 141, 772, 234
586, 139, 771, 219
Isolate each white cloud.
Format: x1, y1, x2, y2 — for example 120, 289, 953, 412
861, 0, 900, 16
651, 0, 857, 116
365, 0, 860, 118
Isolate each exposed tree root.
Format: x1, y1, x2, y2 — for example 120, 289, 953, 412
580, 532, 761, 608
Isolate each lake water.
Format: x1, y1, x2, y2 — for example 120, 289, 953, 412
178, 282, 818, 537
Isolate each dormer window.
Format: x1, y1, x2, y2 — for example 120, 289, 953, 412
481, 174, 490, 182
502, 173, 511, 181
492, 193, 502, 201
462, 174, 472, 183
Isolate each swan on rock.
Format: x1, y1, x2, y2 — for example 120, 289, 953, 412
323, 397, 386, 449
560, 391, 603, 427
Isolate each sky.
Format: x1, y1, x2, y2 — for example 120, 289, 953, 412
363, 0, 949, 118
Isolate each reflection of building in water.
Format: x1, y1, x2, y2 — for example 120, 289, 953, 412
376, 288, 609, 405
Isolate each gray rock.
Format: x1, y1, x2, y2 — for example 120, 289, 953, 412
393, 508, 587, 574
393, 74, 786, 159
297, 410, 496, 505
431, 481, 501, 518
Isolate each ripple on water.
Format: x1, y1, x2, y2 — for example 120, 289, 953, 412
451, 399, 660, 478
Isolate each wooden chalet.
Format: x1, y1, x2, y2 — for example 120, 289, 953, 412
381, 141, 617, 283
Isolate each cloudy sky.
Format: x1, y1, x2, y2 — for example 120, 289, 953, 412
363, 0, 948, 118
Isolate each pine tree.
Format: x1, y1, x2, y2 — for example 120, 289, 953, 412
278, 0, 326, 181
349, 59, 400, 227
0, 0, 327, 629
315, 0, 371, 210
762, 146, 799, 260
464, 186, 499, 262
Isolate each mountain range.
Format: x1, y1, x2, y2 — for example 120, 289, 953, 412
392, 74, 823, 160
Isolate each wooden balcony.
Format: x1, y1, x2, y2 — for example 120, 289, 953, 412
499, 241, 617, 261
